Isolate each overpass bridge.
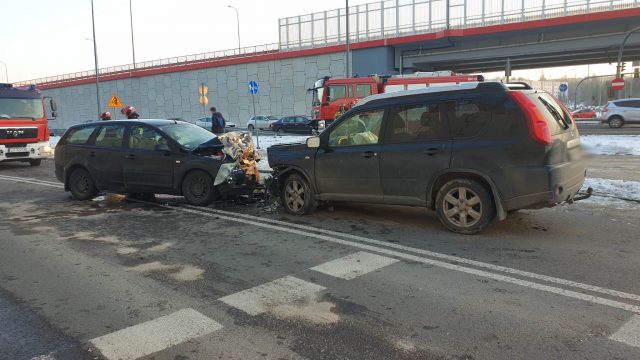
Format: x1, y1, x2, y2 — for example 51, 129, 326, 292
18, 0, 640, 129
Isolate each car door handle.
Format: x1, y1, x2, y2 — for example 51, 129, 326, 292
360, 151, 377, 158
125, 154, 136, 160
88, 151, 96, 157
423, 147, 442, 156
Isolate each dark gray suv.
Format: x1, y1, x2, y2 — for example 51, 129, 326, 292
268, 82, 587, 234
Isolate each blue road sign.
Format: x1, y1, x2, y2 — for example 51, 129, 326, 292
559, 83, 568, 92
249, 81, 259, 95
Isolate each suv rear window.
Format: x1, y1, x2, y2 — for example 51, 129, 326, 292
526, 92, 573, 135
64, 126, 96, 145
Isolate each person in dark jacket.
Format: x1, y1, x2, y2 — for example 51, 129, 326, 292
210, 106, 226, 135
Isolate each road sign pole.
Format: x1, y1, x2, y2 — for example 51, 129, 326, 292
252, 95, 258, 149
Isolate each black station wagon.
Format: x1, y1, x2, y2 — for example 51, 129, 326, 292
55, 119, 234, 206
268, 82, 588, 234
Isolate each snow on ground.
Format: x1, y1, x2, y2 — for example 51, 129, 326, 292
580, 135, 640, 156
581, 177, 640, 208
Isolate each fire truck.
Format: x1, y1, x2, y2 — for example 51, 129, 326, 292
0, 83, 57, 166
309, 71, 484, 128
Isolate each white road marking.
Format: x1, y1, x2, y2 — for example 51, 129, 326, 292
175, 205, 640, 314
5, 176, 640, 315
0, 174, 62, 186
181, 203, 640, 303
89, 308, 222, 360
610, 315, 640, 348
311, 251, 399, 280
0, 175, 63, 189
218, 276, 325, 316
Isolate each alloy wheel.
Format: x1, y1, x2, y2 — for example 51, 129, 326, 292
284, 179, 306, 212
442, 187, 483, 228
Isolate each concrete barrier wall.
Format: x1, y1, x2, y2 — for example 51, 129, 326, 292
43, 52, 346, 131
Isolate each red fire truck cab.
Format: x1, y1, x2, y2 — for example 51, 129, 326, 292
0, 83, 57, 166
310, 71, 484, 128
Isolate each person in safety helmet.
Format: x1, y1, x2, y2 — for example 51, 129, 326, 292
100, 111, 112, 121
121, 105, 140, 119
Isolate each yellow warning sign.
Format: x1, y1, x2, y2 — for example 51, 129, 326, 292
108, 94, 123, 108
199, 95, 209, 105
199, 84, 208, 96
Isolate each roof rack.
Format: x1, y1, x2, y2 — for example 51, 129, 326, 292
505, 82, 533, 90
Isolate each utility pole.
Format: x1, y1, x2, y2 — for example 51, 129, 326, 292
130, 0, 136, 69
90, 0, 101, 119
345, 0, 350, 78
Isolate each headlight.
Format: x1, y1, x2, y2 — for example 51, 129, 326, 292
41, 145, 53, 154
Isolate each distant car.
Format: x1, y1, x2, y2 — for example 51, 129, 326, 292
270, 116, 318, 134
572, 109, 596, 119
246, 115, 278, 130
195, 117, 237, 130
600, 99, 640, 128
54, 119, 247, 206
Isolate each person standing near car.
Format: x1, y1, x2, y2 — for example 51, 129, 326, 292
210, 106, 226, 135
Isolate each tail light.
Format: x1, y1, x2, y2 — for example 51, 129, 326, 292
508, 91, 552, 146
602, 105, 608, 113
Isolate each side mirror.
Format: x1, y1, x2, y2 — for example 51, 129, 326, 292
50, 99, 58, 111
307, 136, 320, 149
155, 144, 170, 152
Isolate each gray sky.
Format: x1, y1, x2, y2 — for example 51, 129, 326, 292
0, 0, 621, 82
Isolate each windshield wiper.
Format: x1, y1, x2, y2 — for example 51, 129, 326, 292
538, 97, 569, 129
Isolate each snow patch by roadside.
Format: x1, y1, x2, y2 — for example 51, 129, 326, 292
581, 177, 640, 207
580, 135, 640, 156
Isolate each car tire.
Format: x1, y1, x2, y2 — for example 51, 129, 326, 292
608, 116, 624, 128
29, 159, 41, 167
281, 173, 317, 215
68, 168, 98, 201
435, 179, 495, 235
248, 124, 255, 131
182, 170, 216, 206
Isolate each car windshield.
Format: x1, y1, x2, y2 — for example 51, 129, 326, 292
267, 116, 278, 120
159, 122, 216, 150
0, 98, 44, 120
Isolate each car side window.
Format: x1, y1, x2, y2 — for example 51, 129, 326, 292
94, 125, 125, 148
387, 103, 447, 143
328, 109, 385, 147
295, 117, 307, 123
129, 125, 168, 151
327, 85, 347, 101
356, 84, 372, 98
65, 126, 96, 145
446, 99, 491, 139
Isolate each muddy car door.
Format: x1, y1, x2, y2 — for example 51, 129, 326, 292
87, 123, 127, 190
314, 108, 385, 202
123, 124, 174, 191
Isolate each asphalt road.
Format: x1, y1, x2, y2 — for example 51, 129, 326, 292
0, 159, 639, 360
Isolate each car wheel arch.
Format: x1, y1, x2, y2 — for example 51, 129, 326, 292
428, 169, 506, 221
276, 166, 316, 194
178, 168, 215, 195
64, 164, 91, 191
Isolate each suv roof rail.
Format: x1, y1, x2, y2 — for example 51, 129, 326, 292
506, 82, 533, 90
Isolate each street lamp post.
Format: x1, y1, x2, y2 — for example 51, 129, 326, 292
90, 0, 101, 120
0, 61, 8, 83
130, 0, 136, 69
615, 25, 640, 99
345, 0, 350, 78
227, 5, 241, 54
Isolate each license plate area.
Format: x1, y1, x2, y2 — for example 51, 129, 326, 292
7, 147, 28, 153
